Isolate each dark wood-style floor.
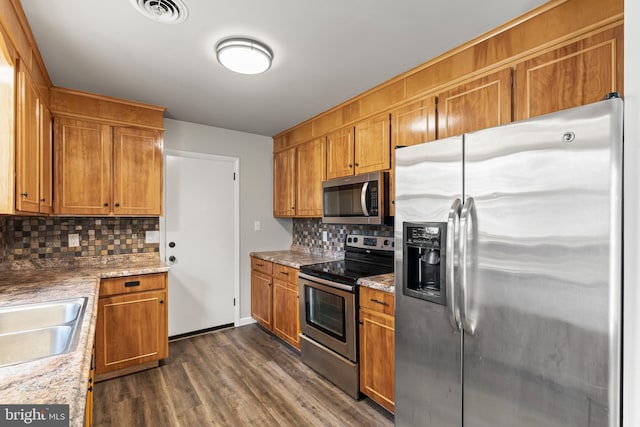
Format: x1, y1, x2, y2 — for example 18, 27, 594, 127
93, 324, 394, 426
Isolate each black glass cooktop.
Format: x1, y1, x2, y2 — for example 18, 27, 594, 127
300, 258, 394, 287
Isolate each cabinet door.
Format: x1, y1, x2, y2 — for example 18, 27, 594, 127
95, 289, 168, 374
251, 270, 273, 329
389, 96, 437, 215
39, 103, 53, 214
272, 278, 300, 349
0, 30, 15, 214
355, 112, 390, 174
359, 308, 395, 413
15, 61, 40, 212
54, 117, 112, 215
438, 68, 513, 139
515, 25, 623, 121
273, 147, 296, 217
113, 127, 163, 215
326, 127, 355, 179
295, 137, 326, 217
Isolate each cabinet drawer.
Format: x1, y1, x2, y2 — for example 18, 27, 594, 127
100, 273, 167, 297
273, 263, 298, 285
251, 257, 273, 275
360, 287, 395, 316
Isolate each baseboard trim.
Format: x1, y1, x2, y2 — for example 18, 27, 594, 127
239, 316, 257, 326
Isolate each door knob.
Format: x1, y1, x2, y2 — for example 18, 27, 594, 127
168, 256, 176, 263
169, 242, 176, 248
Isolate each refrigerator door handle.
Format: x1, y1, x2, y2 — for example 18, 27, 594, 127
446, 198, 462, 330
360, 182, 370, 216
459, 196, 475, 335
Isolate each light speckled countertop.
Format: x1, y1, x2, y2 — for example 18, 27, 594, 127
249, 250, 340, 268
250, 249, 395, 294
0, 254, 169, 427
358, 273, 395, 293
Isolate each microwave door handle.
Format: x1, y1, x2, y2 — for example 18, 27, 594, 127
360, 182, 370, 216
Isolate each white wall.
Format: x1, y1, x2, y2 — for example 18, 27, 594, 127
623, 1, 639, 425
162, 119, 293, 323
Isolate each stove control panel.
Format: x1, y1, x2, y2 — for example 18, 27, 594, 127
345, 234, 394, 251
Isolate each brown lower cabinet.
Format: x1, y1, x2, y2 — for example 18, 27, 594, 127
359, 287, 395, 413
85, 344, 95, 427
251, 256, 300, 350
95, 272, 168, 381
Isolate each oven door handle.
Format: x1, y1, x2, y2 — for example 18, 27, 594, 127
360, 182, 370, 216
298, 272, 355, 292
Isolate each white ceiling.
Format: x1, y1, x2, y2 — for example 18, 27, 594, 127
21, 0, 548, 137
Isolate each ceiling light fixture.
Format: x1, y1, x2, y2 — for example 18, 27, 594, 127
216, 38, 273, 75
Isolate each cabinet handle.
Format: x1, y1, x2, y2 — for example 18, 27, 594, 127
124, 280, 140, 287
88, 386, 93, 392
280, 271, 289, 276
256, 263, 264, 267
88, 378, 93, 384
115, 203, 120, 207
371, 298, 388, 306
21, 192, 28, 197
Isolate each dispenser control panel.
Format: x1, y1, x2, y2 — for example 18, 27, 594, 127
403, 221, 447, 305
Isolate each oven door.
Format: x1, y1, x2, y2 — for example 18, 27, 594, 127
298, 273, 357, 362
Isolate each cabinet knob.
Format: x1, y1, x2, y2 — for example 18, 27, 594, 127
355, 163, 359, 167
88, 386, 93, 392
103, 203, 109, 207
115, 203, 120, 207
168, 255, 176, 263
348, 163, 353, 168
159, 299, 165, 304
21, 192, 28, 197
40, 198, 45, 202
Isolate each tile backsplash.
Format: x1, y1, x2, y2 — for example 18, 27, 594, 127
292, 218, 393, 256
1, 216, 159, 262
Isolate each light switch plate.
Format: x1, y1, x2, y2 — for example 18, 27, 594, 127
68, 233, 80, 247
145, 230, 160, 244
254, 221, 261, 231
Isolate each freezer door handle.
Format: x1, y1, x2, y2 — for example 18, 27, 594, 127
446, 198, 462, 330
459, 196, 475, 334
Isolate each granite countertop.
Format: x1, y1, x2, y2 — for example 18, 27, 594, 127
358, 273, 395, 294
0, 254, 170, 427
249, 249, 341, 268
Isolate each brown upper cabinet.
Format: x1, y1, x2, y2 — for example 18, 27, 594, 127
274, 137, 326, 218
15, 59, 52, 214
515, 25, 623, 121
273, 146, 296, 217
437, 68, 513, 139
50, 88, 165, 216
295, 137, 326, 217
54, 117, 163, 216
389, 96, 437, 215
326, 113, 391, 180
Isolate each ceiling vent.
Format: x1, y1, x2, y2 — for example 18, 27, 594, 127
130, 0, 188, 24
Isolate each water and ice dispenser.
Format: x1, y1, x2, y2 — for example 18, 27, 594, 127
403, 222, 447, 305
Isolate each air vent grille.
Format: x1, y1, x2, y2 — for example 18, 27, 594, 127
130, 0, 188, 24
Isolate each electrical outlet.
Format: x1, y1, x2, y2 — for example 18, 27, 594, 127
145, 230, 160, 244
68, 233, 80, 247
322, 231, 328, 242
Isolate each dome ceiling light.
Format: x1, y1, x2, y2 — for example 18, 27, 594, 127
216, 38, 273, 75
130, 0, 189, 24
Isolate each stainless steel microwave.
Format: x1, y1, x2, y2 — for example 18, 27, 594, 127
322, 171, 389, 224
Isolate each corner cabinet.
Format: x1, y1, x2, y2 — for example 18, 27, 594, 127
95, 272, 168, 381
359, 287, 395, 413
251, 256, 301, 350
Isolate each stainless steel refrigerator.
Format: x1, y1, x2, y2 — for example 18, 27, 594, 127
394, 97, 623, 427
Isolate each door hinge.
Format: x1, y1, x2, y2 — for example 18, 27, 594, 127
233, 298, 236, 306
233, 172, 236, 180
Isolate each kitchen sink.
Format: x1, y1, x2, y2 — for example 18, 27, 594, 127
0, 297, 87, 367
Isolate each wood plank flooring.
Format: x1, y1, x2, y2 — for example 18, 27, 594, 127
93, 324, 394, 427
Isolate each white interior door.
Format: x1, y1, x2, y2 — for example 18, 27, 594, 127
164, 150, 238, 337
